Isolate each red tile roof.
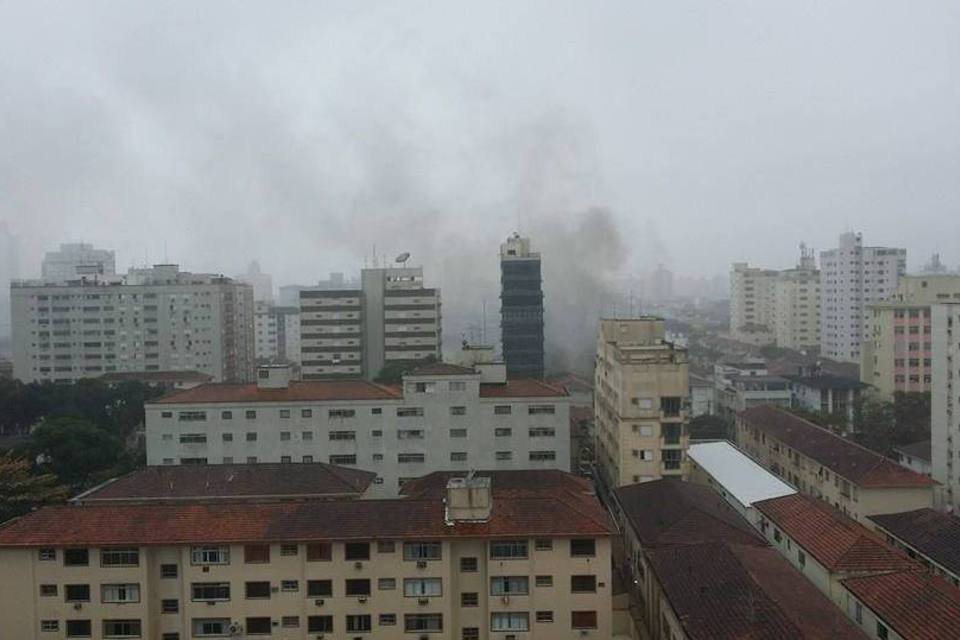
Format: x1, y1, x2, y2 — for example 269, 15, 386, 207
868, 508, 960, 577
0, 471, 613, 547
614, 479, 763, 548
73, 463, 375, 503
753, 494, 915, 573
647, 542, 867, 640
478, 379, 567, 398
842, 570, 960, 640
152, 380, 402, 404
405, 363, 477, 376
739, 406, 935, 488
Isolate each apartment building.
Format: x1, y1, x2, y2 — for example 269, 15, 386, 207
892, 439, 931, 476
774, 264, 821, 350
500, 234, 544, 380
0, 220, 19, 339
755, 493, 960, 640
736, 406, 934, 524
11, 264, 255, 384
254, 302, 300, 366
0, 470, 614, 640
729, 262, 779, 345
299, 266, 440, 380
820, 232, 906, 363
785, 369, 865, 433
861, 275, 960, 398
145, 363, 570, 494
41, 242, 116, 283
594, 318, 689, 488
868, 508, 960, 587
931, 302, 960, 510
713, 360, 790, 419
612, 480, 864, 640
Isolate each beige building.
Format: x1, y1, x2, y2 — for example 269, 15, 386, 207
729, 263, 779, 345
736, 406, 935, 524
862, 275, 960, 398
774, 266, 821, 350
594, 318, 689, 487
0, 470, 613, 640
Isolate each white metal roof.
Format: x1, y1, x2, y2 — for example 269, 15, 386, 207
687, 441, 796, 507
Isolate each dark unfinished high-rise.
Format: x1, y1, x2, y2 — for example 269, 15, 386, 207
500, 233, 544, 379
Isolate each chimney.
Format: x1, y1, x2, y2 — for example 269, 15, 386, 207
256, 364, 291, 389
445, 472, 492, 524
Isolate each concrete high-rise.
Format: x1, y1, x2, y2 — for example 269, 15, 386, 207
11, 264, 255, 383
236, 260, 273, 302
0, 221, 18, 339
729, 263, 779, 345
500, 234, 544, 379
254, 301, 301, 366
930, 303, 960, 510
299, 266, 440, 380
820, 232, 906, 363
594, 318, 689, 487
41, 242, 115, 282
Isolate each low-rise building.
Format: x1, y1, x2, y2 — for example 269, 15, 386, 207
714, 361, 790, 418
0, 469, 615, 640
688, 373, 714, 417
736, 406, 935, 523
868, 508, 960, 587
893, 439, 931, 476
145, 363, 571, 495
785, 369, 865, 434
612, 480, 865, 640
754, 493, 960, 640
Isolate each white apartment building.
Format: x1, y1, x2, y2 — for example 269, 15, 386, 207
11, 264, 255, 384
145, 363, 570, 495
41, 242, 116, 283
299, 266, 440, 380
931, 302, 960, 510
235, 260, 274, 303
774, 266, 820, 350
254, 302, 300, 366
820, 232, 906, 363
729, 263, 778, 345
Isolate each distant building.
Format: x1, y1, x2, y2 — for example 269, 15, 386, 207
280, 273, 359, 307
299, 266, 440, 380
254, 301, 300, 366
0, 220, 18, 339
714, 360, 791, 418
689, 373, 715, 416
594, 318, 689, 486
737, 406, 934, 524
41, 242, 116, 283
729, 262, 778, 345
236, 260, 273, 302
820, 232, 906, 363
500, 234, 544, 379
893, 439, 931, 477
647, 263, 674, 301
11, 264, 255, 383
861, 274, 960, 398
869, 508, 960, 587
931, 302, 960, 510
774, 262, 821, 351
785, 367, 865, 433
98, 370, 213, 391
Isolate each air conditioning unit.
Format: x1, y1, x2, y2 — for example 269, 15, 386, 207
228, 621, 243, 636
202, 566, 210, 573
354, 561, 364, 569
72, 603, 82, 610
314, 598, 325, 606
418, 598, 429, 605
580, 630, 590, 637
416, 560, 427, 569
358, 596, 368, 603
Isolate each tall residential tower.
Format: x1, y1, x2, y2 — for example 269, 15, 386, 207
500, 234, 544, 379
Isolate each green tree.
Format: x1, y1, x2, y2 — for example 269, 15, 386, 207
29, 417, 124, 489
688, 414, 733, 441
0, 453, 69, 523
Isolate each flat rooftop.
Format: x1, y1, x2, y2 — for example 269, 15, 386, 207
687, 441, 796, 507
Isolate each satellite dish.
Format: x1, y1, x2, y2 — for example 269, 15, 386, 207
395, 252, 410, 263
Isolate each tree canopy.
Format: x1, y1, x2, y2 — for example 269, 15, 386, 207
0, 452, 68, 523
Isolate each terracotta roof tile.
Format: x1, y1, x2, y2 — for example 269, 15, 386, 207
405, 363, 477, 376
478, 379, 568, 398
869, 508, 960, 577
739, 406, 935, 488
152, 380, 402, 404
842, 570, 960, 640
753, 494, 915, 573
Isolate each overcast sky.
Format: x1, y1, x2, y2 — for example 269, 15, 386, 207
1, 0, 958, 285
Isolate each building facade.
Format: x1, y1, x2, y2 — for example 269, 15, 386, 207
0, 470, 614, 640
820, 232, 906, 363
868, 508, 960, 588
774, 265, 821, 350
299, 267, 440, 381
236, 260, 273, 303
11, 265, 255, 384
594, 318, 689, 487
254, 302, 300, 366
931, 302, 960, 510
41, 242, 116, 283
729, 262, 778, 345
786, 370, 864, 433
0, 219, 19, 339
145, 363, 570, 494
500, 234, 544, 379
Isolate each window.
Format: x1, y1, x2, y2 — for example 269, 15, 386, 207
221, 433, 233, 442
281, 543, 298, 556
345, 542, 370, 560
377, 541, 396, 553
246, 431, 257, 441
536, 611, 554, 623
571, 611, 598, 629
65, 584, 91, 602
301, 409, 313, 418
462, 627, 479, 640
494, 427, 512, 437
571, 575, 597, 593
191, 583, 230, 601
280, 431, 291, 441
221, 410, 232, 420
398, 453, 425, 463
307, 616, 333, 633
40, 583, 58, 597
529, 427, 555, 437
161, 411, 173, 418
372, 430, 383, 437
329, 454, 357, 465
101, 547, 139, 567
397, 407, 424, 417
854, 601, 863, 624
774, 529, 782, 543
178, 411, 207, 422
570, 538, 596, 557
491, 612, 529, 631
102, 619, 142, 638
246, 618, 272, 635
460, 557, 478, 572
41, 620, 59, 632
66, 620, 92, 637
329, 430, 356, 440
347, 614, 372, 633
191, 546, 229, 565
39, 548, 56, 561
398, 428, 424, 439
307, 580, 332, 597
877, 621, 889, 640
491, 576, 529, 595
64, 548, 89, 566
161, 599, 178, 613
372, 407, 382, 415
491, 540, 528, 559
494, 405, 512, 415
449, 428, 467, 438
450, 405, 466, 415
245, 581, 271, 599
398, 574, 443, 598
101, 583, 141, 603
302, 455, 314, 462
281, 580, 299, 592
329, 408, 357, 418
529, 404, 555, 415
245, 410, 256, 419
798, 550, 806, 568
307, 542, 331, 561
413, 381, 435, 394
346, 579, 371, 596
161, 635, 179, 640
378, 577, 396, 590
461, 592, 479, 607
179, 433, 207, 444
281, 616, 299, 628
535, 575, 553, 587
495, 451, 512, 461
379, 613, 397, 626
404, 614, 443, 633
535, 538, 553, 550
404, 541, 442, 561
451, 451, 468, 462
244, 544, 270, 563
449, 381, 467, 391
529, 450, 556, 461
280, 409, 291, 419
